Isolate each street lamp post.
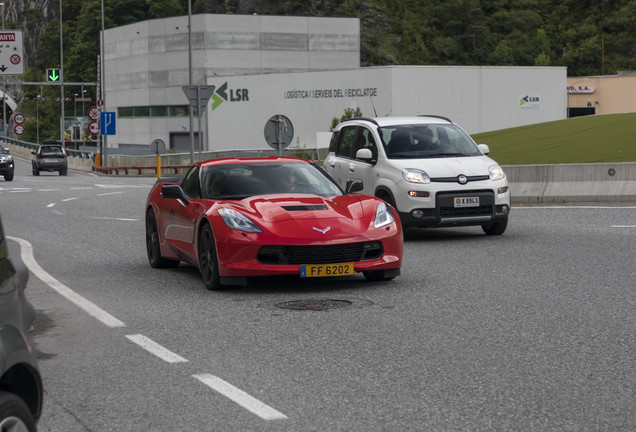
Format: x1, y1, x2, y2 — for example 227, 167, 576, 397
82, 87, 87, 115
74, 93, 78, 116
36, 95, 40, 144
1, 3, 5, 140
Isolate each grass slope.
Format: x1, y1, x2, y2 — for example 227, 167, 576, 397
471, 113, 636, 165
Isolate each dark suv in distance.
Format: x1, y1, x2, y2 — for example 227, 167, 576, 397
32, 142, 68, 176
0, 147, 14, 181
0, 213, 43, 431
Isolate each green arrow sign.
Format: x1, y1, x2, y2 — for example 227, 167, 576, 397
47, 68, 60, 82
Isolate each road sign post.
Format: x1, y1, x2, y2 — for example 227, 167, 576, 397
182, 85, 215, 163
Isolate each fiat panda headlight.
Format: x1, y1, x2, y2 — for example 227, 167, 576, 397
402, 169, 430, 184
489, 164, 505, 181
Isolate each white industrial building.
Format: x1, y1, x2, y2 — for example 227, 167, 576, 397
103, 14, 567, 156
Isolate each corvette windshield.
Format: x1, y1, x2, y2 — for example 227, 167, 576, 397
379, 124, 482, 159
201, 162, 343, 199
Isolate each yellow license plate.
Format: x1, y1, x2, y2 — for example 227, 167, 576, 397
300, 263, 354, 277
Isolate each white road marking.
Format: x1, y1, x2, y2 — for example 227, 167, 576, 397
93, 217, 138, 221
38, 189, 61, 192
514, 205, 636, 209
97, 191, 123, 196
126, 334, 188, 363
62, 197, 79, 202
9, 189, 31, 193
193, 373, 288, 421
47, 203, 56, 208
612, 225, 636, 228
7, 236, 126, 328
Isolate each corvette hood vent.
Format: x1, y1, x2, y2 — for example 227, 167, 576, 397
282, 205, 328, 211
243, 195, 364, 222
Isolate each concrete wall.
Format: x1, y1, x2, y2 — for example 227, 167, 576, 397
505, 162, 636, 203
200, 66, 566, 153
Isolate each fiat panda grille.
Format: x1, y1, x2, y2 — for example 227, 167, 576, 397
257, 241, 383, 265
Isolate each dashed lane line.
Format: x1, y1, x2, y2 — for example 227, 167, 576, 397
193, 374, 289, 421
126, 334, 188, 363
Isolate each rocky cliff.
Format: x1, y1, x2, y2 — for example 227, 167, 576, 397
4, 0, 57, 68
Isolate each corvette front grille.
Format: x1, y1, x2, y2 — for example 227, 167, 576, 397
257, 242, 383, 265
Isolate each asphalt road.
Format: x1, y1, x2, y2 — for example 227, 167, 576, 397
1, 158, 634, 431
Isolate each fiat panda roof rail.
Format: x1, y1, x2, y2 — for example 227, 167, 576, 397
419, 114, 453, 123
341, 117, 380, 126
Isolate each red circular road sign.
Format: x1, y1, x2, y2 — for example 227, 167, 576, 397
14, 124, 25, 135
88, 106, 99, 120
97, 99, 104, 107
88, 121, 99, 135
10, 54, 21, 65
13, 113, 25, 124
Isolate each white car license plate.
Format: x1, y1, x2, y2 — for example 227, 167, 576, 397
454, 196, 479, 208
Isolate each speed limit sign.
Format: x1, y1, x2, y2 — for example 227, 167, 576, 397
14, 124, 25, 135
13, 113, 25, 124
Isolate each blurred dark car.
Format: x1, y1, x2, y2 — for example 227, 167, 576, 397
0, 147, 14, 181
0, 213, 43, 431
32, 142, 68, 176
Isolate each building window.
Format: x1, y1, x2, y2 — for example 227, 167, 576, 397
118, 105, 194, 118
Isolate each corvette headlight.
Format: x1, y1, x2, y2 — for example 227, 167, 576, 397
489, 164, 505, 181
218, 208, 262, 233
374, 202, 395, 228
402, 169, 430, 184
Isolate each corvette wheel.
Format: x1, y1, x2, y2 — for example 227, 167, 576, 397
0, 391, 37, 432
199, 224, 223, 290
146, 209, 179, 268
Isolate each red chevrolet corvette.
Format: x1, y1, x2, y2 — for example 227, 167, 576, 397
145, 157, 403, 290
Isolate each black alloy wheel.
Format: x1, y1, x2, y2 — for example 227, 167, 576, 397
198, 224, 223, 290
145, 209, 179, 268
0, 391, 37, 432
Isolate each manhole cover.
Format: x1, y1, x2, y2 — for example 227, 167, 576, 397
275, 299, 352, 311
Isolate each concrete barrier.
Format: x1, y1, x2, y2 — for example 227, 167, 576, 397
505, 162, 636, 203
5, 141, 635, 203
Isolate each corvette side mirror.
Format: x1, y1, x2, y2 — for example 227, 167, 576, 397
345, 178, 364, 194
161, 184, 190, 205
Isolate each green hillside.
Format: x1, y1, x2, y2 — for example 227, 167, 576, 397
471, 113, 636, 165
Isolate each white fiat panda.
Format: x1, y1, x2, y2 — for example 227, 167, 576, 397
324, 116, 511, 235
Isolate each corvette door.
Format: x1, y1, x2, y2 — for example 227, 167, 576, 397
161, 167, 205, 260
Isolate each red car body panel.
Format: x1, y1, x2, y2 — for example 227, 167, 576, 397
146, 157, 403, 281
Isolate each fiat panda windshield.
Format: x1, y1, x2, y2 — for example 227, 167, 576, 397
379, 124, 482, 159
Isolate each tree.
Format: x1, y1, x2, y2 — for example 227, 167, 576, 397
330, 107, 363, 131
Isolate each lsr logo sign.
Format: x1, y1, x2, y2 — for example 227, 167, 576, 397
211, 82, 249, 111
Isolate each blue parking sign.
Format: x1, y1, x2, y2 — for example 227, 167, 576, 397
100, 112, 116, 135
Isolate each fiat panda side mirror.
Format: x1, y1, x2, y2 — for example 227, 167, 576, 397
477, 144, 490, 155
355, 148, 373, 161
